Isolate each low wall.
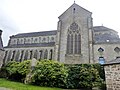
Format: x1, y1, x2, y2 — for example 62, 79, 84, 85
104, 64, 120, 90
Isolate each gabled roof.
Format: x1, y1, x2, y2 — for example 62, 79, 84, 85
58, 3, 92, 19
11, 30, 57, 38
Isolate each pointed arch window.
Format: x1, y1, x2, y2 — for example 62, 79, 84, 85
24, 50, 29, 60
15, 50, 20, 61
11, 51, 16, 61
20, 50, 24, 62
44, 49, 48, 59
7, 50, 12, 61
3, 51, 8, 64
34, 50, 38, 59
67, 22, 81, 54
30, 50, 33, 59
39, 50, 43, 60
49, 49, 53, 60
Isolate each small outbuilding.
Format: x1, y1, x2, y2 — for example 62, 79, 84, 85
103, 57, 120, 90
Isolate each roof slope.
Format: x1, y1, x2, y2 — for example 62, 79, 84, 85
93, 26, 117, 33
104, 57, 120, 65
58, 3, 92, 19
11, 30, 57, 38
93, 26, 120, 43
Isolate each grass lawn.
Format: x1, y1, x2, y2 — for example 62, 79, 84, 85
0, 78, 61, 90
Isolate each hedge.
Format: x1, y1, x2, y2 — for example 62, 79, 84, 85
0, 60, 105, 89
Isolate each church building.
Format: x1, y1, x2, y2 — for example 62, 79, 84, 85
3, 3, 120, 64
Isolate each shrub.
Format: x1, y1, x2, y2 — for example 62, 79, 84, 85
65, 64, 103, 89
2, 60, 105, 89
5, 61, 19, 80
79, 64, 102, 89
0, 66, 7, 78
4, 60, 31, 82
93, 63, 105, 80
65, 64, 81, 89
31, 60, 68, 88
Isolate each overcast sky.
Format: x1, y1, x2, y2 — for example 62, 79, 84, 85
0, 0, 120, 46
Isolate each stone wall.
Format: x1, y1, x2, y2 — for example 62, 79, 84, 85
0, 50, 4, 68
104, 64, 120, 90
4, 46, 55, 64
0, 30, 4, 68
57, 3, 93, 63
94, 43, 120, 63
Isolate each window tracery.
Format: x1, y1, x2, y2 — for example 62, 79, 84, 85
67, 22, 81, 54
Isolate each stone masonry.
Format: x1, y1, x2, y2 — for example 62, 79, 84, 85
0, 30, 4, 68
104, 58, 120, 90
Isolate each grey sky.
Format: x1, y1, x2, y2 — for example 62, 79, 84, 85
0, 0, 120, 46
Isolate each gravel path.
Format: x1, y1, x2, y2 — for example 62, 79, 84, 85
0, 87, 11, 90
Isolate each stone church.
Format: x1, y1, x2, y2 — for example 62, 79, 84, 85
3, 3, 120, 64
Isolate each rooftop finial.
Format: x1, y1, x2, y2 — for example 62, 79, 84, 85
74, 0, 75, 3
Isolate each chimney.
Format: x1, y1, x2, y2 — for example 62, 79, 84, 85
0, 30, 2, 36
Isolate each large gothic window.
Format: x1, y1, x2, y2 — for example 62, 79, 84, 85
67, 22, 81, 54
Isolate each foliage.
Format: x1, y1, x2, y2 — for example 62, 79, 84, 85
1, 60, 105, 89
79, 64, 102, 89
31, 60, 68, 88
0, 66, 7, 78
93, 63, 105, 80
5, 61, 19, 76
4, 60, 31, 82
65, 64, 104, 89
0, 78, 61, 90
17, 60, 31, 76
65, 64, 81, 89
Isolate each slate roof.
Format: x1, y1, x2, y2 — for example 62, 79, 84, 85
5, 42, 55, 48
104, 57, 120, 65
93, 26, 120, 43
94, 33, 120, 43
11, 30, 57, 38
93, 26, 117, 33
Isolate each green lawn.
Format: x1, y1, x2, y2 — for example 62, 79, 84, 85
0, 78, 61, 90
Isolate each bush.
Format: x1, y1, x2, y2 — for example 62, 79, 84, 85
93, 64, 105, 80
31, 60, 68, 88
0, 66, 7, 78
4, 60, 31, 82
65, 64, 81, 89
79, 64, 102, 89
65, 64, 103, 89
2, 60, 105, 89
